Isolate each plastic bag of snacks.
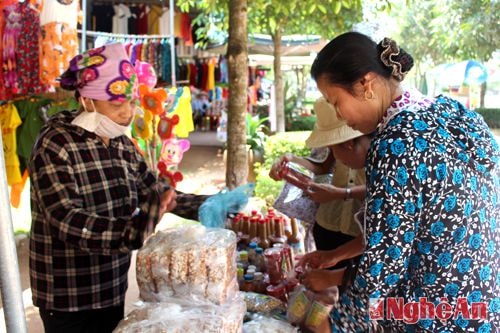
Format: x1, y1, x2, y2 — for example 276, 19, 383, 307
243, 292, 286, 315
136, 225, 238, 305
243, 314, 298, 333
286, 285, 339, 331
113, 295, 246, 333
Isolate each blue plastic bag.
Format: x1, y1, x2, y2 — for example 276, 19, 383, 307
198, 183, 255, 228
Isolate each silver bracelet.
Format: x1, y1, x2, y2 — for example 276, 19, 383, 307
344, 187, 352, 200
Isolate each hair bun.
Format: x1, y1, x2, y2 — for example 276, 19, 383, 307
58, 68, 78, 91
377, 37, 414, 81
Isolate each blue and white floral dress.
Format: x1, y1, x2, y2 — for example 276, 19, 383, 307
330, 90, 500, 332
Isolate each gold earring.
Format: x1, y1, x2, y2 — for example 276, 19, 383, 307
364, 90, 375, 100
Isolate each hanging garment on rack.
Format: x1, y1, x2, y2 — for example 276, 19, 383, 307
159, 7, 171, 36
40, 22, 79, 86
128, 5, 139, 35
2, 3, 23, 93
39, 0, 80, 87
15, 97, 52, 174
92, 4, 114, 33
112, 3, 131, 34
17, 3, 46, 95
40, 0, 80, 29
0, 103, 22, 185
148, 4, 162, 35
0, 0, 18, 100
136, 5, 149, 35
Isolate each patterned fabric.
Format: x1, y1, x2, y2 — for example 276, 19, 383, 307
17, 3, 46, 95
2, 3, 22, 93
40, 22, 79, 87
60, 43, 138, 102
29, 110, 169, 311
330, 91, 500, 332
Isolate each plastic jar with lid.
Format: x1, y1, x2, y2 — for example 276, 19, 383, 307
253, 272, 266, 294
264, 248, 284, 285
241, 274, 255, 292
248, 242, 258, 264
239, 250, 249, 270
266, 283, 288, 303
254, 247, 266, 273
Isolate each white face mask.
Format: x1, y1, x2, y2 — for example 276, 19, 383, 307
71, 100, 131, 139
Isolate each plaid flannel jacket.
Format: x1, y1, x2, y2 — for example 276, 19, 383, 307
29, 111, 172, 311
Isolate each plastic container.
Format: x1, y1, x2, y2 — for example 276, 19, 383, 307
264, 248, 284, 285
254, 247, 266, 273
266, 283, 288, 303
287, 286, 312, 324
248, 242, 258, 264
241, 274, 255, 292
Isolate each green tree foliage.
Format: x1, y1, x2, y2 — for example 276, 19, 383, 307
395, 0, 499, 67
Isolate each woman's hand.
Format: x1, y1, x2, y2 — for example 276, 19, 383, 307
305, 182, 343, 203
302, 269, 340, 292
269, 153, 293, 181
159, 188, 177, 217
297, 250, 339, 270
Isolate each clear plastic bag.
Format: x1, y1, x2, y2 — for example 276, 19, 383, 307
242, 291, 286, 315
113, 294, 246, 333
199, 183, 255, 228
273, 182, 319, 225
136, 225, 238, 305
243, 314, 298, 333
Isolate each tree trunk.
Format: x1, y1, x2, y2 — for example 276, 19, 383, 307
225, 0, 248, 189
272, 29, 285, 132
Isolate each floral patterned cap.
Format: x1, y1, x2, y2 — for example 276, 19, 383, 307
59, 43, 138, 102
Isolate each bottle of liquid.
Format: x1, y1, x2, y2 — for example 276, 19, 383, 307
272, 217, 286, 244
239, 250, 249, 270
258, 218, 270, 249
288, 218, 302, 257
248, 242, 258, 264
253, 272, 266, 294
237, 267, 245, 289
240, 215, 250, 245
254, 247, 266, 273
241, 274, 255, 292
249, 216, 258, 243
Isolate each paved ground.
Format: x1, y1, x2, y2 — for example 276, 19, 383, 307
0, 143, 226, 333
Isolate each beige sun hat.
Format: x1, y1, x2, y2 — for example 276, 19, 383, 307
305, 97, 364, 148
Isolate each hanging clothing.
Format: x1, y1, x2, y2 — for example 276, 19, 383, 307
15, 97, 52, 174
92, 4, 114, 33
17, 3, 46, 95
2, 3, 23, 94
148, 4, 162, 35
0, 103, 22, 185
40, 0, 79, 29
112, 4, 130, 34
158, 7, 171, 36
0, 0, 18, 100
39, 0, 79, 87
136, 5, 149, 34
40, 22, 79, 86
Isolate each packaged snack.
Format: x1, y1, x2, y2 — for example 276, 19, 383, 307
286, 286, 311, 324
113, 295, 246, 333
242, 291, 286, 315
243, 314, 298, 333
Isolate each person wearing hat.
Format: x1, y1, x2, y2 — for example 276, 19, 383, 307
28, 43, 177, 333
270, 97, 371, 274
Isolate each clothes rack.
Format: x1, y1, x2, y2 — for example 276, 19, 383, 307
80, 0, 176, 85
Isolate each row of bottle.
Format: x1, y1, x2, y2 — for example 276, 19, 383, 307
238, 242, 295, 283
238, 267, 300, 304
230, 209, 302, 253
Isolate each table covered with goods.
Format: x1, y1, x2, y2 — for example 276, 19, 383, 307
113, 207, 338, 333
